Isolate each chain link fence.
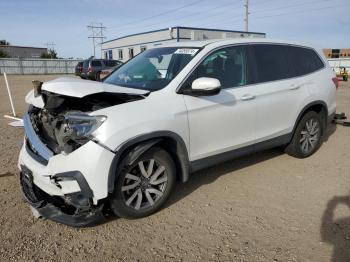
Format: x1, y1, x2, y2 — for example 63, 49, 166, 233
0, 58, 82, 74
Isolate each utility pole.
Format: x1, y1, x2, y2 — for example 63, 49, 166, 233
87, 23, 106, 58
44, 42, 56, 52
244, 0, 249, 32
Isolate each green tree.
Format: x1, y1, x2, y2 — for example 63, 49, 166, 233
0, 49, 9, 58
0, 40, 10, 45
40, 49, 58, 59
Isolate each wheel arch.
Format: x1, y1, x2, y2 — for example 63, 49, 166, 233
107, 131, 190, 193
292, 100, 328, 137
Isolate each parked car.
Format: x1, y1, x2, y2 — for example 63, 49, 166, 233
81, 59, 123, 81
74, 61, 83, 77
19, 39, 337, 226
99, 63, 123, 80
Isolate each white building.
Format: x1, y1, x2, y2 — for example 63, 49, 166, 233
101, 26, 266, 62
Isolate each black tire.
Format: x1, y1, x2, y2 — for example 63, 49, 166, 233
110, 147, 176, 219
285, 111, 324, 158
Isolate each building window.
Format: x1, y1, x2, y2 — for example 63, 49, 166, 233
140, 46, 147, 52
129, 48, 134, 59
108, 50, 113, 60
118, 49, 123, 60
104, 51, 108, 59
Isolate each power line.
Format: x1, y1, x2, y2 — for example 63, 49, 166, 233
253, 3, 343, 20
104, 0, 342, 41
251, 0, 333, 14
87, 22, 106, 58
108, 0, 206, 30
208, 1, 343, 30
107, 1, 242, 35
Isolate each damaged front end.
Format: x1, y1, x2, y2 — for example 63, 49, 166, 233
20, 78, 147, 226
20, 166, 105, 227
28, 88, 144, 155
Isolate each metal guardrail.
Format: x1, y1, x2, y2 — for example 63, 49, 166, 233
0, 58, 82, 75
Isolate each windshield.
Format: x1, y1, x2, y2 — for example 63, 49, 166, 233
104, 47, 200, 91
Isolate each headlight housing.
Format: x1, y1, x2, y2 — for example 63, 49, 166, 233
56, 112, 107, 151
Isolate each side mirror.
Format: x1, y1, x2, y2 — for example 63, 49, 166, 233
189, 77, 221, 96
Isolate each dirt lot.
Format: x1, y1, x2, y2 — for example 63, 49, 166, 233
0, 75, 350, 262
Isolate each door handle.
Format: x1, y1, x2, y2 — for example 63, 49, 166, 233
241, 94, 256, 101
289, 84, 301, 90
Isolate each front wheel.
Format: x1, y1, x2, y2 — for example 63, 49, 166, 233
110, 147, 176, 219
285, 111, 323, 158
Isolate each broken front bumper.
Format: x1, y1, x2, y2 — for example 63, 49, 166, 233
18, 112, 115, 226
19, 165, 105, 227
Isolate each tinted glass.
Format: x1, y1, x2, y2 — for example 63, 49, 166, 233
104, 47, 199, 91
104, 60, 118, 67
91, 60, 102, 66
186, 45, 249, 89
251, 44, 290, 83
287, 46, 324, 76
83, 60, 89, 68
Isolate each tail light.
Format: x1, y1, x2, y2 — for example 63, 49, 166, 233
332, 77, 339, 89
87, 65, 92, 73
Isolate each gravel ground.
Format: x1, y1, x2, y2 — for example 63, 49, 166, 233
0, 75, 350, 262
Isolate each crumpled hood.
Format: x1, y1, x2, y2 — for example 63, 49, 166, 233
42, 77, 149, 98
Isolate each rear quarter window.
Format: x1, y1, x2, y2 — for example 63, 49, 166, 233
287, 46, 324, 76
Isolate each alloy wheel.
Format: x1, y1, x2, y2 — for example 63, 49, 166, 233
121, 159, 168, 210
300, 118, 320, 154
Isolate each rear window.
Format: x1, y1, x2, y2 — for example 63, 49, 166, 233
83, 60, 89, 68
91, 60, 102, 67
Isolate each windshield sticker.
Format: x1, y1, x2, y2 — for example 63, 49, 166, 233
174, 48, 198, 56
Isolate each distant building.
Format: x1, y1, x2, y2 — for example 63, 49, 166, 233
0, 45, 47, 58
102, 26, 266, 62
323, 48, 350, 58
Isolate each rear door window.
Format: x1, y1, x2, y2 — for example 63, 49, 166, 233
104, 60, 118, 67
250, 44, 290, 83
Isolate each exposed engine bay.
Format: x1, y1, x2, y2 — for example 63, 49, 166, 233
29, 90, 145, 154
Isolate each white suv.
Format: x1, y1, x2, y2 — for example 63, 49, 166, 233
18, 39, 337, 226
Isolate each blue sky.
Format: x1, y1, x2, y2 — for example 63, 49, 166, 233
1, 0, 349, 58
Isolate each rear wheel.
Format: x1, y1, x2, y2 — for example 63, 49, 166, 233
110, 147, 175, 219
285, 111, 323, 158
